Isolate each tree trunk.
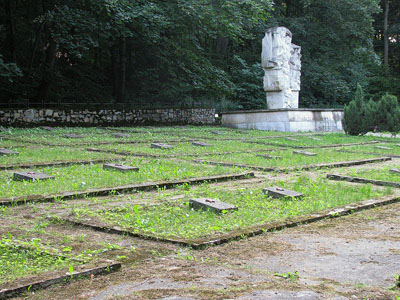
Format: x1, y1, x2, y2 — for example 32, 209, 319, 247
118, 36, 127, 103
5, 0, 17, 63
111, 43, 119, 99
383, 0, 389, 65
35, 37, 57, 102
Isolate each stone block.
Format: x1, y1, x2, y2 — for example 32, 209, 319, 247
189, 198, 237, 213
13, 171, 54, 181
263, 186, 303, 199
103, 164, 139, 172
0, 148, 19, 155
192, 141, 212, 147
256, 154, 281, 159
310, 137, 321, 141
285, 137, 298, 141
111, 133, 130, 138
150, 143, 174, 150
63, 134, 83, 139
293, 150, 317, 156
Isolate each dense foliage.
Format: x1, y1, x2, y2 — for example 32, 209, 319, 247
343, 85, 400, 135
0, 0, 398, 110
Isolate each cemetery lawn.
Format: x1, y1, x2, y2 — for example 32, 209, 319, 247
66, 176, 392, 241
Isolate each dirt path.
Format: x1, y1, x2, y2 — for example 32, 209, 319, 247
24, 200, 400, 300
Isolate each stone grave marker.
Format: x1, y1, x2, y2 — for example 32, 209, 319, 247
310, 137, 321, 141
111, 133, 130, 138
103, 163, 139, 172
189, 198, 237, 213
256, 154, 281, 159
285, 137, 298, 141
263, 186, 303, 200
0, 148, 19, 155
39, 126, 56, 131
211, 130, 224, 135
389, 168, 400, 174
13, 171, 54, 181
192, 141, 212, 147
150, 143, 174, 150
63, 134, 83, 139
375, 146, 392, 150
293, 150, 317, 156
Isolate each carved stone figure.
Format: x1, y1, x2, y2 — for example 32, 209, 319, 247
262, 27, 301, 109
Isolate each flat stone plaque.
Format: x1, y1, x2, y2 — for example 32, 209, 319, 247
263, 186, 303, 199
256, 154, 281, 159
63, 134, 83, 139
375, 146, 392, 150
285, 137, 298, 141
192, 141, 212, 147
389, 168, 400, 174
189, 198, 237, 213
13, 171, 54, 182
0, 148, 19, 155
103, 163, 139, 172
39, 126, 56, 131
111, 133, 130, 138
211, 130, 224, 135
150, 143, 174, 150
293, 150, 317, 156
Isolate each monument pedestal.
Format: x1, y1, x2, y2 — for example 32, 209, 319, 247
221, 108, 343, 132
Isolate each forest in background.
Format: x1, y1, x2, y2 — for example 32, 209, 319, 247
0, 0, 399, 111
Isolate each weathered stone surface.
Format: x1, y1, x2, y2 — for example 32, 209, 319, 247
262, 27, 301, 109
111, 133, 130, 138
389, 168, 400, 174
189, 198, 237, 213
63, 134, 83, 139
192, 141, 212, 147
293, 150, 317, 156
263, 186, 303, 199
0, 148, 19, 155
103, 164, 139, 172
375, 146, 392, 150
256, 154, 281, 159
150, 143, 174, 150
13, 171, 54, 181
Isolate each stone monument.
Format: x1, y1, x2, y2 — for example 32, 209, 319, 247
261, 27, 301, 109
221, 26, 344, 132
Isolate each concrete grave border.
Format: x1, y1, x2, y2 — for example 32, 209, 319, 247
0, 172, 254, 206
192, 157, 392, 173
0, 261, 121, 299
327, 174, 400, 188
55, 194, 400, 250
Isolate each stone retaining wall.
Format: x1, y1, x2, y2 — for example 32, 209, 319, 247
0, 108, 215, 125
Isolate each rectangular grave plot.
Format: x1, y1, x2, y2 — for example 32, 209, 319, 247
189, 198, 237, 214
150, 143, 174, 150
389, 168, 400, 174
256, 154, 281, 160
192, 141, 212, 147
0, 148, 19, 155
13, 171, 55, 182
263, 186, 303, 200
375, 146, 392, 150
103, 164, 139, 172
63, 134, 83, 139
111, 133, 130, 138
293, 150, 317, 156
